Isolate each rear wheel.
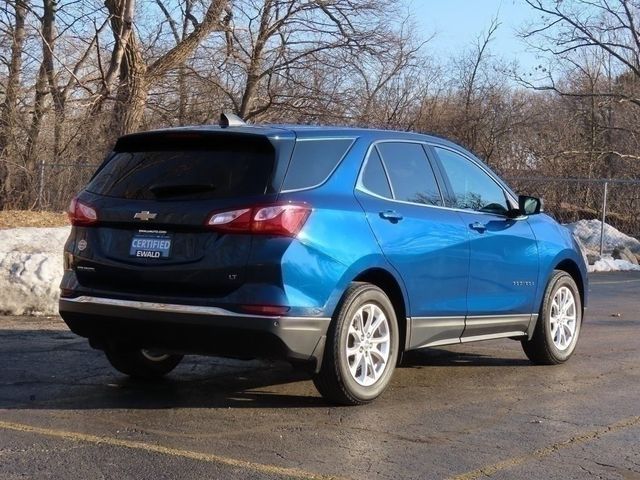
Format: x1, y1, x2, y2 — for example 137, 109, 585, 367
313, 283, 399, 405
522, 270, 582, 365
105, 345, 183, 379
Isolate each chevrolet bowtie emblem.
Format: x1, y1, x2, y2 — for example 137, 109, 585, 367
133, 211, 157, 221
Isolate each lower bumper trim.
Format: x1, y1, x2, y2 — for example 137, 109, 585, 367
62, 295, 287, 319
59, 296, 331, 367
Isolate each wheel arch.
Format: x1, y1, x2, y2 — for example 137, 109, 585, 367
554, 258, 586, 315
353, 267, 409, 358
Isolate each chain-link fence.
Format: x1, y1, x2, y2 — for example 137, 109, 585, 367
508, 177, 640, 255
35, 161, 96, 211
34, 162, 640, 254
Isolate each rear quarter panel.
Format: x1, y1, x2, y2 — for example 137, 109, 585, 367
274, 189, 406, 317
274, 135, 409, 317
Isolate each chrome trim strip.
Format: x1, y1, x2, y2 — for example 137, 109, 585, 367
460, 331, 528, 343
465, 314, 532, 326
295, 137, 357, 142
61, 296, 330, 321
355, 139, 519, 215
411, 314, 534, 321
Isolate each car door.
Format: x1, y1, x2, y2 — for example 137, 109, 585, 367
432, 145, 539, 342
355, 141, 470, 349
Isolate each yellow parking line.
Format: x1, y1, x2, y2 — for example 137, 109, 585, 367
0, 420, 348, 480
448, 415, 640, 480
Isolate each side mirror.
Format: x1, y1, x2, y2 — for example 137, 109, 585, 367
518, 195, 543, 216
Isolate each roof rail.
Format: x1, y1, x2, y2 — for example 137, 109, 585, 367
219, 112, 246, 128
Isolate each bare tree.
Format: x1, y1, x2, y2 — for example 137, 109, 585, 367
195, 0, 408, 122
0, 0, 28, 208
520, 0, 640, 108
102, 0, 229, 135
519, 0, 640, 178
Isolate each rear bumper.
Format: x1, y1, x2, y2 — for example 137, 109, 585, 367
59, 296, 330, 370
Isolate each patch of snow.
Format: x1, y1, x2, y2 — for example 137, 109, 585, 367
0, 227, 70, 315
566, 219, 640, 254
589, 256, 640, 273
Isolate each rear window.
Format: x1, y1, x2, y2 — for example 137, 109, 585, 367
87, 148, 274, 201
282, 138, 354, 190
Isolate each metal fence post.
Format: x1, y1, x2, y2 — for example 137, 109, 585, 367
37, 160, 45, 210
599, 181, 608, 257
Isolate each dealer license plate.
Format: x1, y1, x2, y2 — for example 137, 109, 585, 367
129, 234, 172, 259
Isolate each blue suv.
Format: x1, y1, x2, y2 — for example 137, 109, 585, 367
59, 114, 587, 405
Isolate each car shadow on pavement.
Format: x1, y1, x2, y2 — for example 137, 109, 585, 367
400, 348, 531, 368
1, 328, 527, 411
0, 327, 330, 410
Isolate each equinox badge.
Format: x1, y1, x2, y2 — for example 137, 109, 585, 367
133, 211, 157, 221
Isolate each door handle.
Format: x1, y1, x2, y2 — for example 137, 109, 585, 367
470, 221, 487, 232
379, 210, 403, 222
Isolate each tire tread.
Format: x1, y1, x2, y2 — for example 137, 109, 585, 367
522, 270, 580, 365
313, 282, 397, 405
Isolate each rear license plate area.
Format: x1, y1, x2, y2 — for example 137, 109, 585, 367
129, 233, 172, 259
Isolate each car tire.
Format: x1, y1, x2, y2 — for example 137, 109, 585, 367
522, 270, 582, 365
313, 282, 399, 405
105, 345, 183, 379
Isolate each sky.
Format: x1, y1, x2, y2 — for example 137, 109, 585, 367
412, 0, 543, 73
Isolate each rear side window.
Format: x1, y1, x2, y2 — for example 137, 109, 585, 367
282, 139, 353, 190
434, 147, 509, 214
87, 148, 274, 201
377, 142, 443, 206
362, 148, 392, 198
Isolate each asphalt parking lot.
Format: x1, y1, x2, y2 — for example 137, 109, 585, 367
1, 271, 639, 480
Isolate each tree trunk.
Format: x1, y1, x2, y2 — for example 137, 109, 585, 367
112, 76, 149, 136
108, 0, 228, 135
41, 0, 66, 163
23, 64, 49, 207
0, 0, 28, 208
238, 1, 272, 119
111, 34, 148, 136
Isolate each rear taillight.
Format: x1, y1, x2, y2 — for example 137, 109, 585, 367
68, 197, 97, 226
205, 203, 311, 237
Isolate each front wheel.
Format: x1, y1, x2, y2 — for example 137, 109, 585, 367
313, 283, 399, 405
105, 345, 183, 379
522, 270, 582, 365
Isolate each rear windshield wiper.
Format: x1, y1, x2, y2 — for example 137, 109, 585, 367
149, 182, 218, 198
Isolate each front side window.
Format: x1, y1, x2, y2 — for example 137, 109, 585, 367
376, 142, 443, 206
434, 147, 509, 214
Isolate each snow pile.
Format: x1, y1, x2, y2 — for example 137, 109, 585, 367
590, 257, 640, 273
0, 227, 70, 315
565, 219, 640, 272
566, 219, 640, 255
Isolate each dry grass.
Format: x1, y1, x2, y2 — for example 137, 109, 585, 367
0, 210, 69, 228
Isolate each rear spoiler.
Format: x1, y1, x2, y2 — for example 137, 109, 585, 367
114, 130, 274, 153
